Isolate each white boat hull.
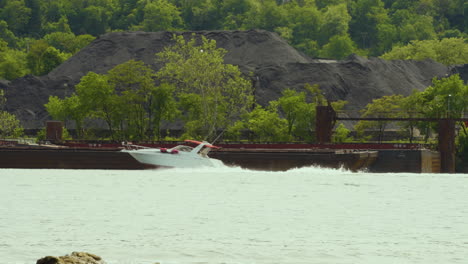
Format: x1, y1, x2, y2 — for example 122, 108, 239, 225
123, 149, 224, 168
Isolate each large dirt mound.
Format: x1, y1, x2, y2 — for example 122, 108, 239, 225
1, 29, 463, 129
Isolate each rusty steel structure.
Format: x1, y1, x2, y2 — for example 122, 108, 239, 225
46, 121, 63, 142
315, 106, 468, 173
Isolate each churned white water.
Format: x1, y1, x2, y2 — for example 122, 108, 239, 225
1, 167, 468, 264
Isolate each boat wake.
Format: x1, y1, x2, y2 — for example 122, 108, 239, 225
153, 163, 355, 175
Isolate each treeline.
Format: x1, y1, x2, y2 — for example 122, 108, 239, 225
40, 36, 468, 146
0, 0, 467, 80
1, 35, 467, 155
45, 35, 254, 142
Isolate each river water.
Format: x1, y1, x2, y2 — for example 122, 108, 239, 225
0, 167, 467, 264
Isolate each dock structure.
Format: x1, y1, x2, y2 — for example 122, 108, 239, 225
316, 106, 468, 173
0, 112, 462, 173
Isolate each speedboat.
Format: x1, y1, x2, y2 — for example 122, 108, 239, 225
122, 140, 224, 168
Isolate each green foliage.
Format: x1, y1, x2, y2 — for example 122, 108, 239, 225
44, 32, 95, 53
0, 20, 18, 47
134, 0, 184, 31
225, 83, 346, 142
320, 3, 351, 45
0, 89, 5, 110
107, 60, 158, 140
150, 82, 178, 140
0, 89, 23, 138
45, 59, 179, 141
0, 0, 31, 34
355, 94, 405, 142
0, 111, 24, 138
43, 16, 73, 34
319, 34, 356, 59
354, 75, 468, 144
156, 34, 253, 141
0, 0, 466, 79
26, 40, 68, 76
381, 38, 468, 65
0, 44, 28, 80
45, 94, 88, 138
276, 88, 307, 137
274, 84, 332, 141
417, 74, 468, 119
333, 123, 352, 143
36, 125, 72, 141
245, 104, 288, 142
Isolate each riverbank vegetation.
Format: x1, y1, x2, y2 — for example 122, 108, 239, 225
45, 35, 254, 142
40, 36, 467, 148
0, 0, 467, 80
0, 89, 23, 138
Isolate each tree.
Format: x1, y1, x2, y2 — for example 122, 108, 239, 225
43, 16, 73, 34
177, 0, 221, 30
285, 1, 322, 52
355, 94, 405, 142
0, 88, 6, 110
74, 72, 121, 140
0, 111, 24, 138
107, 60, 157, 140
150, 82, 178, 140
24, 0, 42, 35
45, 94, 88, 138
349, 0, 389, 51
26, 40, 68, 76
242, 0, 286, 31
0, 20, 18, 47
381, 38, 468, 65
418, 74, 468, 119
81, 5, 110, 36
220, 0, 253, 29
319, 3, 351, 45
398, 90, 425, 143
0, 89, 24, 138
276, 88, 307, 138
242, 104, 288, 142
0, 48, 28, 80
333, 123, 352, 143
319, 34, 356, 59
156, 34, 253, 141
136, 0, 184, 31
0, 0, 31, 35
44, 32, 95, 54
398, 15, 436, 43
42, 46, 68, 74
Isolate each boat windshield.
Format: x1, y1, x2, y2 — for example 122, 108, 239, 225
173, 145, 193, 152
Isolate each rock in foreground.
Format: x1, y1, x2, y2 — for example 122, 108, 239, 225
36, 252, 105, 264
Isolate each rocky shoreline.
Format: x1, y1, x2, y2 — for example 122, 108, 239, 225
36, 252, 106, 264
36, 252, 160, 264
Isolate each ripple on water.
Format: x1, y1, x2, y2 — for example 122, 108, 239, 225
0, 168, 468, 264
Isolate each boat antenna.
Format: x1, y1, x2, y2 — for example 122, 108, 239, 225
211, 129, 225, 145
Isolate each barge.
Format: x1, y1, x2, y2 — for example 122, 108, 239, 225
0, 141, 439, 173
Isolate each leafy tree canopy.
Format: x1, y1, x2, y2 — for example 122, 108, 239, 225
381, 38, 468, 65
156, 34, 253, 141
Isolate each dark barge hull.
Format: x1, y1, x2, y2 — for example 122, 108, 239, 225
0, 146, 377, 171
0, 148, 150, 170
0, 145, 440, 172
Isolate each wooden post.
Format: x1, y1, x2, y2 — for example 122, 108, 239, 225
438, 119, 455, 173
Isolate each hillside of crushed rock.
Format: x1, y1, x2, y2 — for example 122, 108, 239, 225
1, 29, 465, 129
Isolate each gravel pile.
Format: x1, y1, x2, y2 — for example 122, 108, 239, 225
1, 29, 464, 129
